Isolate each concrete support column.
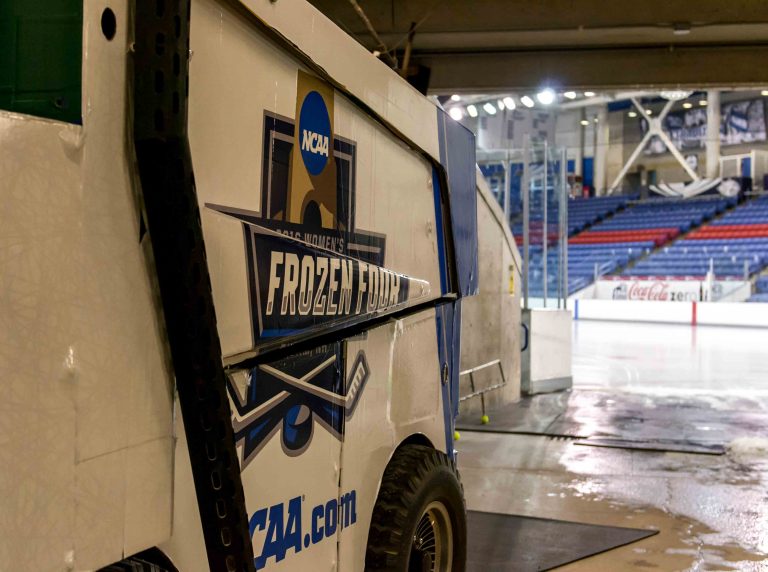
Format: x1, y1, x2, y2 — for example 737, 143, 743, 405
706, 90, 721, 179
594, 105, 609, 196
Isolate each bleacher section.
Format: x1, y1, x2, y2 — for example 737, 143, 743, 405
567, 195, 631, 235
575, 197, 734, 248
624, 196, 765, 279
526, 244, 648, 296
518, 195, 638, 296
568, 242, 651, 291
748, 275, 768, 303
512, 194, 630, 240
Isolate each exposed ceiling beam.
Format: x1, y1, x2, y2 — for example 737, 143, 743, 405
421, 44, 768, 93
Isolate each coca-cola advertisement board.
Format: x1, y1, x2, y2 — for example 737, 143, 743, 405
593, 279, 751, 303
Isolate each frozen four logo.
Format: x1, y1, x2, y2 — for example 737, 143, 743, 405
265, 250, 405, 319
252, 230, 427, 336
298, 91, 331, 175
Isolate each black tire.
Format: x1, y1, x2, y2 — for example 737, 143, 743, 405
366, 444, 467, 572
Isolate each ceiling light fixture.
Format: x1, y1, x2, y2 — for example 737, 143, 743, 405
628, 111, 637, 118
645, 109, 653, 115
699, 100, 707, 106
584, 91, 596, 97
450, 94, 461, 101
497, 100, 505, 110
521, 95, 535, 108
536, 88, 555, 105
660, 90, 694, 101
503, 96, 516, 110
483, 102, 497, 115
449, 107, 463, 121
682, 102, 693, 109
563, 91, 577, 100
580, 119, 589, 126
762, 90, 768, 97
467, 104, 478, 118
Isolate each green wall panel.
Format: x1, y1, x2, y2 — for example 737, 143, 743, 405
0, 0, 83, 124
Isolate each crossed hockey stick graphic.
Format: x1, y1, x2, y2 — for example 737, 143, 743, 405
230, 351, 370, 434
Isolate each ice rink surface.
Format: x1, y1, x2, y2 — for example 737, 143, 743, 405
573, 320, 768, 396
459, 319, 768, 571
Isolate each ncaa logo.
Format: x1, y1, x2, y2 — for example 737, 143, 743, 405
299, 90, 331, 176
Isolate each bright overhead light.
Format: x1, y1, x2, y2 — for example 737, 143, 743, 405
628, 111, 637, 118
563, 91, 577, 100
503, 96, 516, 110
584, 91, 596, 97
536, 88, 555, 105
580, 119, 590, 126
448, 107, 463, 121
450, 94, 461, 101
483, 102, 497, 115
467, 104, 478, 118
660, 90, 693, 101
682, 102, 693, 109
645, 109, 653, 115
520, 95, 535, 108
497, 99, 505, 110
699, 100, 708, 106
593, 116, 599, 123
762, 90, 768, 97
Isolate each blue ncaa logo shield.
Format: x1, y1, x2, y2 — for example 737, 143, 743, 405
299, 90, 331, 176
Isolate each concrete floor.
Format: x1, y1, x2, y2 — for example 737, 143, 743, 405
458, 320, 768, 571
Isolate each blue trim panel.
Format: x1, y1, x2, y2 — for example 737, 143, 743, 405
432, 166, 449, 295
436, 108, 479, 297
435, 301, 461, 454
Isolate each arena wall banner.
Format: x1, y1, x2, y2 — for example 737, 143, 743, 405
642, 97, 767, 155
593, 279, 751, 302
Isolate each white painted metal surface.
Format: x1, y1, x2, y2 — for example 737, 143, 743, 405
1, 0, 478, 569
521, 308, 573, 394
0, 1, 174, 569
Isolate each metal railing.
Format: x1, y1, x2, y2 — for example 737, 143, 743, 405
459, 359, 507, 421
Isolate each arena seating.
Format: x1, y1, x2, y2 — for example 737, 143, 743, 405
526, 241, 653, 296
567, 195, 631, 235
517, 195, 640, 296
512, 194, 630, 239
573, 197, 734, 248
624, 195, 767, 279
517, 195, 763, 296
748, 275, 768, 303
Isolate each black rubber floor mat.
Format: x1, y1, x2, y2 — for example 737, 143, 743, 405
466, 510, 658, 571
575, 437, 725, 455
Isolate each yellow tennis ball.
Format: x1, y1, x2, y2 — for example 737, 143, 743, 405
454, 431, 461, 441
480, 415, 490, 425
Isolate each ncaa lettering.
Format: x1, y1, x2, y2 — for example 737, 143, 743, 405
301, 129, 329, 157
250, 490, 357, 570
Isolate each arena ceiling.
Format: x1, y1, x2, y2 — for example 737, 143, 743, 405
307, 0, 768, 93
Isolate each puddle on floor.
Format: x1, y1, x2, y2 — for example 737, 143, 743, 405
459, 429, 768, 571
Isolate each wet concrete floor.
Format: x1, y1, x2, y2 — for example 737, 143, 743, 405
458, 320, 768, 571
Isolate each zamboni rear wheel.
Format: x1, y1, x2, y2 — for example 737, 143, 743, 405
365, 444, 467, 572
